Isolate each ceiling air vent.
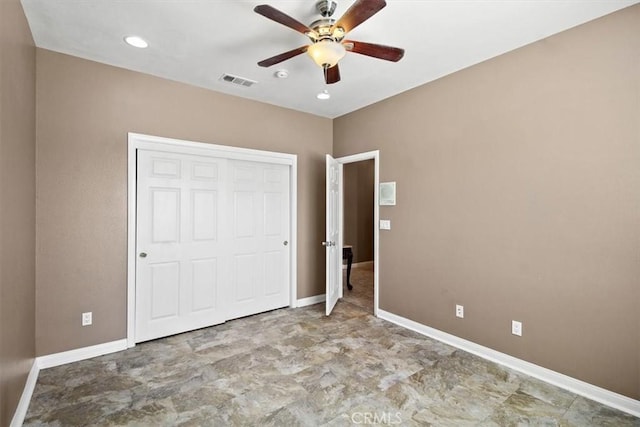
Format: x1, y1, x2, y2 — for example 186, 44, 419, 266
220, 73, 257, 88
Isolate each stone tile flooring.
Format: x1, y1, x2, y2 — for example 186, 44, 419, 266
342, 266, 374, 314
24, 269, 639, 426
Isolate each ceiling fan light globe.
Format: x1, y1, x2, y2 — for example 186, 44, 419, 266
307, 40, 346, 68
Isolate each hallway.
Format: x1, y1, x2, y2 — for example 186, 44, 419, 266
342, 265, 374, 314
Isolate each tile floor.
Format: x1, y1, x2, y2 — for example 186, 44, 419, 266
24, 268, 640, 426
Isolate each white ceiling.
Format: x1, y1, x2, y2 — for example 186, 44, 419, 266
21, 0, 638, 118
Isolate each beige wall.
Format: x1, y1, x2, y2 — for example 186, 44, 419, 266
35, 50, 332, 356
335, 5, 640, 399
0, 0, 36, 424
343, 160, 374, 263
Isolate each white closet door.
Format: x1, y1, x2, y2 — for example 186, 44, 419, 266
227, 161, 290, 319
136, 150, 228, 342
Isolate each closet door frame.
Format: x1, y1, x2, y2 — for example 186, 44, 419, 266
126, 132, 297, 348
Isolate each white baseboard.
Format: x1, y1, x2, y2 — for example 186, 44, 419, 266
37, 339, 128, 370
377, 309, 640, 418
297, 294, 326, 307
343, 260, 374, 270
10, 360, 40, 427
10, 339, 128, 425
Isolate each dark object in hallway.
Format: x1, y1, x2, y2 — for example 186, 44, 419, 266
343, 245, 353, 290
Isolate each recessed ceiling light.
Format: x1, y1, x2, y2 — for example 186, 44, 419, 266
317, 90, 330, 100
124, 36, 148, 49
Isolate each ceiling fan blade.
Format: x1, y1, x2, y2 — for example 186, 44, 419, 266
324, 64, 341, 84
258, 46, 308, 67
344, 40, 404, 62
333, 0, 386, 34
254, 5, 314, 35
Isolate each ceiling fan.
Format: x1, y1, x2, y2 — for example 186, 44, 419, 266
254, 0, 405, 84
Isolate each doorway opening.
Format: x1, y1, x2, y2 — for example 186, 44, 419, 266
341, 159, 375, 314
331, 150, 380, 316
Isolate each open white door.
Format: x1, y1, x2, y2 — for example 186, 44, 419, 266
325, 154, 342, 315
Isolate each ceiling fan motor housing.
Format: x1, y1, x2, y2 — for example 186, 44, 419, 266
308, 18, 346, 44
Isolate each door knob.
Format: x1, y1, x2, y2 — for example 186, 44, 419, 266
283, 241, 288, 246
322, 241, 334, 247
139, 252, 147, 258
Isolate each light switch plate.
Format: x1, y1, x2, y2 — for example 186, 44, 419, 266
380, 220, 391, 230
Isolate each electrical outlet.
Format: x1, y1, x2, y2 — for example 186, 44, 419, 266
511, 320, 522, 336
82, 312, 92, 326
455, 304, 464, 318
